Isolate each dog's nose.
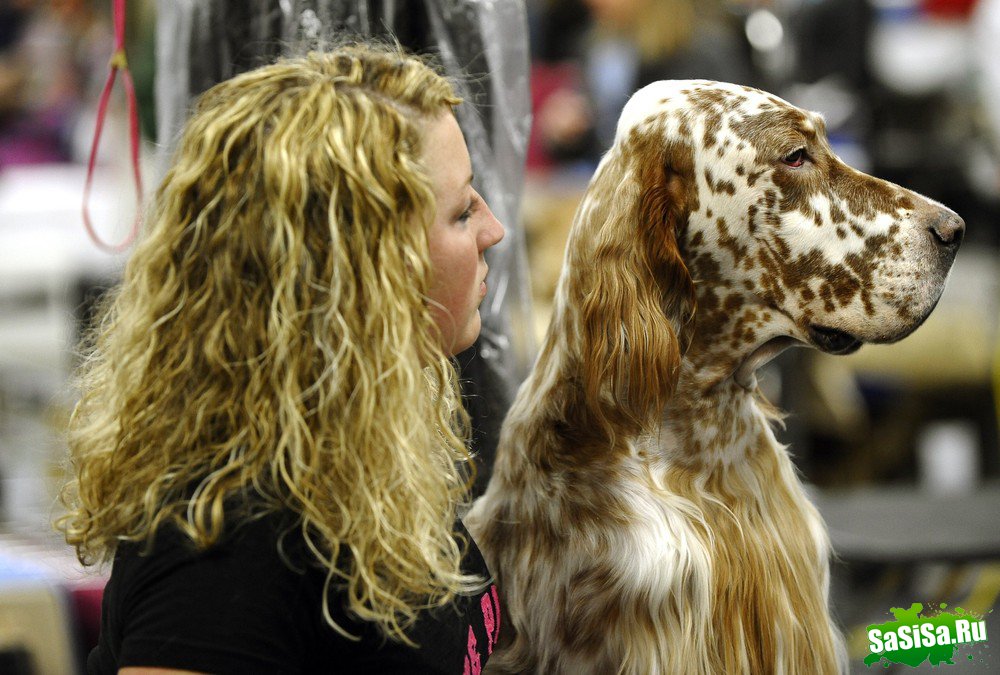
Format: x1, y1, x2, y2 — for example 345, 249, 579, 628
929, 211, 965, 250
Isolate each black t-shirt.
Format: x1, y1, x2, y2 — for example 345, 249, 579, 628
88, 512, 502, 674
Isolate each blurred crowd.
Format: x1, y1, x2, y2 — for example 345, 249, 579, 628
3, 0, 1000, 243
0, 0, 109, 166
0, 0, 154, 169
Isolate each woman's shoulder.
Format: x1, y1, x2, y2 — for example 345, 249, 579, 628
96, 509, 330, 673
109, 509, 317, 618
96, 511, 501, 674
117, 508, 299, 565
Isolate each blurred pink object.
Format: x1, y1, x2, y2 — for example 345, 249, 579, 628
527, 62, 583, 171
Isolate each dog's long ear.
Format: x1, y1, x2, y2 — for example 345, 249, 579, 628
573, 136, 697, 434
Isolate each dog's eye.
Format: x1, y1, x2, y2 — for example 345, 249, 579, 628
782, 149, 807, 168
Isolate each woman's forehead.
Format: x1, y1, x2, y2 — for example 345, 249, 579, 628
421, 113, 472, 196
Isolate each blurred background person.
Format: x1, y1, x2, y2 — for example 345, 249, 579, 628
530, 0, 753, 169
0, 0, 110, 167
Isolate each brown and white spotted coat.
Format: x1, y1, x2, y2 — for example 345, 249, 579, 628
466, 80, 963, 674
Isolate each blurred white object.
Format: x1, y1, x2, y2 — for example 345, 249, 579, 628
0, 164, 128, 393
870, 6, 972, 96
972, 0, 1000, 192
0, 164, 131, 283
917, 420, 979, 496
745, 9, 784, 52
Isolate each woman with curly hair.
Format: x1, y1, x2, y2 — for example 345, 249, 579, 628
58, 43, 505, 674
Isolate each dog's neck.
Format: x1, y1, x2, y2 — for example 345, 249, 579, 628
656, 361, 781, 468
685, 318, 789, 388
651, 289, 792, 466
510, 294, 783, 472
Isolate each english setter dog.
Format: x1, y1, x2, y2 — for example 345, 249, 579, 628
466, 81, 963, 674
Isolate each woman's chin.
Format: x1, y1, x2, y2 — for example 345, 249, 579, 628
447, 311, 481, 356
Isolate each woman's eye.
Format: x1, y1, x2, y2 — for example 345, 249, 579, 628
782, 148, 806, 168
457, 197, 476, 223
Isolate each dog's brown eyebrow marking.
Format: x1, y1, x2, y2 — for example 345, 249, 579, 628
729, 108, 814, 158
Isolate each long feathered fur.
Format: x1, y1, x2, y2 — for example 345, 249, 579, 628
469, 79, 962, 674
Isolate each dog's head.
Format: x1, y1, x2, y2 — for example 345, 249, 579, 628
568, 79, 962, 409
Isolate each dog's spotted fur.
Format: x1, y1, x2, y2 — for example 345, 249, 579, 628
466, 81, 963, 674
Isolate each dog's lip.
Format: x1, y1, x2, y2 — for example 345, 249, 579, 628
733, 335, 805, 390
807, 325, 863, 355
734, 326, 863, 389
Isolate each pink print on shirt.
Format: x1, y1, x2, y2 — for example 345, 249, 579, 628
466, 627, 480, 675
481, 585, 500, 654
464, 584, 501, 675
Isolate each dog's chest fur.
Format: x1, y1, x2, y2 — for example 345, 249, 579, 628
477, 363, 842, 674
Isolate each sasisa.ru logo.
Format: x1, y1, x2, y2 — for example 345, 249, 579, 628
866, 603, 989, 668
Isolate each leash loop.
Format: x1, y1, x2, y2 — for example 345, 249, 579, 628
82, 0, 143, 254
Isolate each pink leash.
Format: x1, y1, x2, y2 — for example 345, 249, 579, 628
82, 0, 143, 253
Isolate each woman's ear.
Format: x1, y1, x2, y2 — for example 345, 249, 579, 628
573, 141, 696, 435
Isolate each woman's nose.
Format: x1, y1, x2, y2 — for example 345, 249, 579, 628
479, 203, 505, 251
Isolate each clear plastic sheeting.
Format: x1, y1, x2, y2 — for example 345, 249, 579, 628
154, 1, 533, 495
154, 0, 534, 376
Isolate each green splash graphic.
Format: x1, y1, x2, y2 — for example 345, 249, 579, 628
865, 603, 988, 668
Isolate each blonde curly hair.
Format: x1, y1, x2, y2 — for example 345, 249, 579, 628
57, 45, 480, 643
